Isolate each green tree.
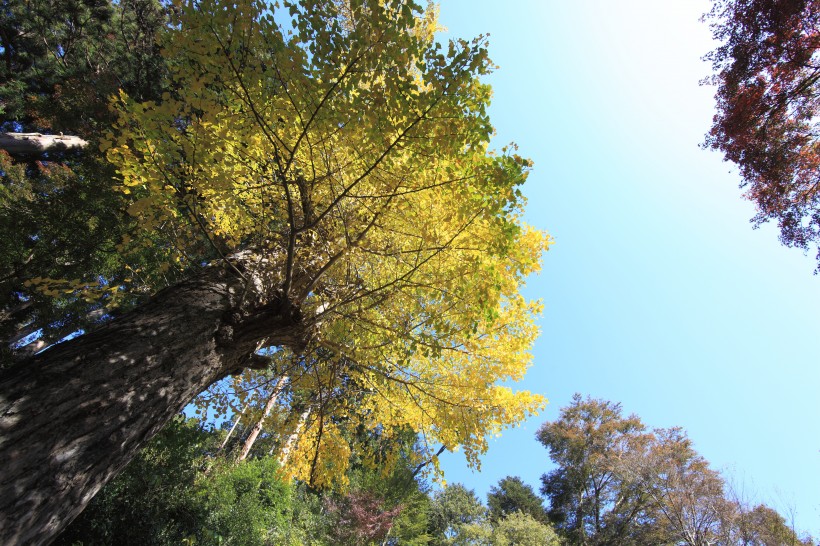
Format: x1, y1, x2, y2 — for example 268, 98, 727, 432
0, 0, 549, 542
428, 484, 491, 546
285, 482, 334, 546
490, 511, 561, 546
0, 0, 173, 365
0, 0, 165, 126
54, 417, 213, 546
55, 417, 297, 546
195, 457, 293, 546
487, 476, 549, 525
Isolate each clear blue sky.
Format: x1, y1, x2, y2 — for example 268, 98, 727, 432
435, 0, 820, 536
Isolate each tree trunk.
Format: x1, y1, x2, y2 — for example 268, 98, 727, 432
218, 403, 248, 453
0, 132, 89, 155
237, 375, 288, 462
0, 261, 307, 545
279, 405, 312, 467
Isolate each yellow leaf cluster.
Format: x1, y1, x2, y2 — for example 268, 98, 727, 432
112, 0, 552, 486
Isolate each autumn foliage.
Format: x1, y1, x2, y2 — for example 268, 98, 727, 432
0, 0, 552, 542
105, 0, 550, 486
704, 0, 820, 266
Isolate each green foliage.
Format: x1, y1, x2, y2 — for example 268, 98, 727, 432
386, 488, 433, 546
55, 418, 295, 546
487, 476, 548, 525
428, 484, 491, 546
426, 482, 563, 546
195, 458, 292, 546
54, 417, 211, 546
0, 0, 166, 130
490, 511, 561, 546
283, 483, 334, 546
55, 415, 438, 546
0, 0, 182, 365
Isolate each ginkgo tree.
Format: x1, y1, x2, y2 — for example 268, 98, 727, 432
0, 0, 550, 544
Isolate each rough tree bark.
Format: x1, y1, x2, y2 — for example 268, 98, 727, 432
0, 258, 308, 545
0, 133, 89, 155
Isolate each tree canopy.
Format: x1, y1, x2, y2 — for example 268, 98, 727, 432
49, 393, 816, 545
537, 393, 651, 544
0, 0, 171, 361
0, 0, 548, 542
537, 394, 815, 546
704, 0, 820, 268
104, 0, 549, 482
486, 475, 548, 525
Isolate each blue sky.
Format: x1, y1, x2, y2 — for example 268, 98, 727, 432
435, 0, 820, 536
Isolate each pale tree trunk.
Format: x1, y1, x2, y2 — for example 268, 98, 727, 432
0, 261, 308, 545
0, 132, 89, 155
6, 309, 106, 354
278, 405, 312, 467
6, 320, 38, 348
218, 403, 248, 452
237, 375, 288, 462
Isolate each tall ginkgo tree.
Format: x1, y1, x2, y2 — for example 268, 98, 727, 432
0, 0, 550, 544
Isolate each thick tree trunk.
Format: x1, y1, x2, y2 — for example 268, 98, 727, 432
237, 376, 288, 462
0, 262, 306, 545
0, 132, 89, 155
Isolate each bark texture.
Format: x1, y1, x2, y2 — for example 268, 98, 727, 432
0, 261, 306, 545
0, 133, 89, 155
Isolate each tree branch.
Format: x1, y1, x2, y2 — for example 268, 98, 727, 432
0, 133, 88, 156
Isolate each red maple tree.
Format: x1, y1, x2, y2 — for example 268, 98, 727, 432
325, 491, 404, 545
705, 0, 820, 267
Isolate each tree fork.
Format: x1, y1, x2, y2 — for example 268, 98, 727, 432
0, 261, 305, 545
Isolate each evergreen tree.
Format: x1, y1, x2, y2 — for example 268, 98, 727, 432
487, 475, 549, 525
